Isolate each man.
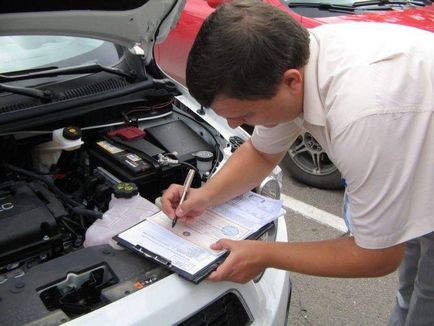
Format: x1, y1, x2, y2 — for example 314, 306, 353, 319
161, 1, 434, 324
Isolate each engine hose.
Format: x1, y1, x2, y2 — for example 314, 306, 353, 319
70, 207, 103, 219
6, 163, 102, 219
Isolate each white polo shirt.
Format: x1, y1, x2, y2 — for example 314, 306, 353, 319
251, 22, 434, 249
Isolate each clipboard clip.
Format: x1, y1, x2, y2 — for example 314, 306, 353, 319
134, 245, 171, 266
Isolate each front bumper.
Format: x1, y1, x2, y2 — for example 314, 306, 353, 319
67, 217, 290, 326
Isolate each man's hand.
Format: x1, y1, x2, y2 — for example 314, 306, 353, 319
161, 184, 209, 224
208, 239, 268, 283
206, 237, 405, 283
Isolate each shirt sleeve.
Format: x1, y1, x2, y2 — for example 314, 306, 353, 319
332, 113, 434, 249
251, 118, 303, 154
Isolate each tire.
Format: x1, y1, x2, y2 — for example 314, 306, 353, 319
284, 132, 343, 189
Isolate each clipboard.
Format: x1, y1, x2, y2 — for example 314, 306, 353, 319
113, 221, 275, 284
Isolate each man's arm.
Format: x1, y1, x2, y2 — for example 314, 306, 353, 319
208, 237, 405, 283
162, 139, 286, 221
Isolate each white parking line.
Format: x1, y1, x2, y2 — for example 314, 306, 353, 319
280, 194, 348, 233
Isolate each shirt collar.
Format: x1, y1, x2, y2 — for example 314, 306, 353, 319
303, 32, 326, 127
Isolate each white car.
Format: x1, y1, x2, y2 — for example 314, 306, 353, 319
0, 1, 290, 325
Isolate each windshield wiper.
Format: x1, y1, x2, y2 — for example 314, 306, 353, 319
0, 63, 136, 83
353, 0, 427, 6
288, 2, 357, 11
288, 0, 426, 10
0, 83, 52, 100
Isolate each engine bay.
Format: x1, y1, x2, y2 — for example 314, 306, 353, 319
0, 91, 238, 325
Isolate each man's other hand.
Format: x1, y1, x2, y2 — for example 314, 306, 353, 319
208, 239, 268, 283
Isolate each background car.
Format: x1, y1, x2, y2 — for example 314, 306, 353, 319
0, 1, 290, 325
155, 0, 434, 189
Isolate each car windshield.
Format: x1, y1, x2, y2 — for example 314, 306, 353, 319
0, 35, 121, 75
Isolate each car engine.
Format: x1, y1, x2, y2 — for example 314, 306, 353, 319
0, 91, 237, 324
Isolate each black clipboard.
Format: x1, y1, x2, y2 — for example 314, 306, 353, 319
113, 221, 274, 284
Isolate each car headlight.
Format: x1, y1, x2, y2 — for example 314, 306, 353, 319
258, 220, 277, 242
256, 176, 281, 200
253, 220, 278, 283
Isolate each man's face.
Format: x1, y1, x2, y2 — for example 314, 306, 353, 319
211, 81, 303, 129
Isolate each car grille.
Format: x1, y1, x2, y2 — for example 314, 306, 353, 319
177, 292, 252, 326
0, 102, 35, 114
0, 78, 128, 115
60, 78, 128, 100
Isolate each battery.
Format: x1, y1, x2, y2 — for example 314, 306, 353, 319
88, 121, 212, 200
88, 139, 184, 201
89, 139, 155, 181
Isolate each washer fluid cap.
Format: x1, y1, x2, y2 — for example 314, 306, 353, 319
113, 182, 139, 199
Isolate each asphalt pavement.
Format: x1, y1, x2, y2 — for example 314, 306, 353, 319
279, 157, 398, 326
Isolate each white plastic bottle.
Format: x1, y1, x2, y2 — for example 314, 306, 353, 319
83, 182, 160, 249
32, 126, 84, 173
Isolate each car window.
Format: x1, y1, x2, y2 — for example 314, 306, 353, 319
0, 35, 121, 74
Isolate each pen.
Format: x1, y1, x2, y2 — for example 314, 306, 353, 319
172, 169, 196, 228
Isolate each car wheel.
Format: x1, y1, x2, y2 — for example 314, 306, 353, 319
286, 132, 343, 189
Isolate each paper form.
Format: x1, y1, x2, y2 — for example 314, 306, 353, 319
212, 192, 285, 229
118, 216, 222, 274
149, 209, 251, 250
115, 191, 284, 276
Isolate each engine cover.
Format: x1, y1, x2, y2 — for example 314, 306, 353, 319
0, 181, 66, 266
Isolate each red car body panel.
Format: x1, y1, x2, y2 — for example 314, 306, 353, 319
319, 5, 434, 28
156, 0, 434, 85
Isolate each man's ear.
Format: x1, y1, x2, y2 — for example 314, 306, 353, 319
282, 69, 303, 94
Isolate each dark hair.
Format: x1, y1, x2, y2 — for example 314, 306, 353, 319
186, 0, 310, 108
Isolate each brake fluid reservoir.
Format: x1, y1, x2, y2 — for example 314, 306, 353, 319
194, 150, 214, 177
32, 126, 83, 173
83, 182, 160, 250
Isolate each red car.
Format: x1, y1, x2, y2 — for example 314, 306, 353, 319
156, 0, 434, 189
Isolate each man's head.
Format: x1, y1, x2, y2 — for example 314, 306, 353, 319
186, 0, 310, 119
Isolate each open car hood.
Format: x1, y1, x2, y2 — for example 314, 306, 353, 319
0, 0, 185, 62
